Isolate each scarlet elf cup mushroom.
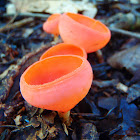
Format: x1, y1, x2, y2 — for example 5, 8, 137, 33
43, 13, 111, 53
59, 13, 111, 53
40, 43, 87, 60
43, 13, 61, 41
20, 55, 93, 125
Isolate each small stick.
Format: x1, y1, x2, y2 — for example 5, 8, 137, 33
71, 113, 100, 118
0, 17, 34, 32
109, 27, 140, 39
0, 125, 20, 128
6, 12, 19, 25
92, 79, 118, 88
103, 91, 111, 97
2, 13, 49, 18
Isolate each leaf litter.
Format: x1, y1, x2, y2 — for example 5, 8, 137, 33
0, 0, 140, 139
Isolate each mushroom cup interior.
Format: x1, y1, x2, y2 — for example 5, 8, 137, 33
24, 56, 83, 85
41, 44, 85, 59
66, 13, 109, 33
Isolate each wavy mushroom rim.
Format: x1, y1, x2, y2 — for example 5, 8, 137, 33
43, 13, 61, 36
39, 43, 87, 60
20, 55, 88, 89
62, 12, 110, 35
47, 13, 61, 22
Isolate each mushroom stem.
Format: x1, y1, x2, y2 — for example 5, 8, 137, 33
96, 50, 104, 63
58, 111, 72, 126
54, 35, 59, 42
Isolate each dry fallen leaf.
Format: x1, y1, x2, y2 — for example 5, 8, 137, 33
41, 111, 57, 125
14, 115, 22, 126
107, 45, 140, 74
11, 0, 49, 13
11, 0, 97, 18
47, 126, 58, 139
30, 117, 40, 128
36, 128, 48, 140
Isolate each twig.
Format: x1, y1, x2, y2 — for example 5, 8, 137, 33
109, 126, 122, 136
109, 27, 140, 39
7, 13, 19, 25
0, 125, 20, 128
0, 12, 19, 32
92, 79, 118, 88
71, 113, 100, 119
2, 13, 49, 18
0, 18, 34, 32
72, 107, 117, 120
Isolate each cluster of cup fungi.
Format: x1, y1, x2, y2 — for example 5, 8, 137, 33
20, 12, 111, 128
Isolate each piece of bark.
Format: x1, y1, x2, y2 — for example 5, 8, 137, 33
107, 45, 140, 74
127, 83, 140, 103
0, 43, 51, 103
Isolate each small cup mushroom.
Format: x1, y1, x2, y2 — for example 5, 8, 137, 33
43, 13, 61, 41
20, 55, 93, 126
40, 43, 87, 60
59, 12, 111, 53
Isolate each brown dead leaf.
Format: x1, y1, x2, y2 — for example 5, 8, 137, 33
24, 101, 38, 117
47, 126, 58, 139
30, 117, 40, 128
36, 128, 48, 140
41, 111, 57, 125
36, 115, 58, 139
26, 131, 37, 140
35, 125, 57, 140
37, 116, 49, 135
4, 102, 23, 118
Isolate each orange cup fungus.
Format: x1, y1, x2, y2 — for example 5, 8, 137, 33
20, 55, 93, 113
43, 13, 61, 37
59, 13, 111, 53
40, 43, 87, 60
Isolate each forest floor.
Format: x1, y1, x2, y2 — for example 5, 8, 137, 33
0, 0, 140, 140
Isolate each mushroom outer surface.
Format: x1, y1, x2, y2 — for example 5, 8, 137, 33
59, 13, 111, 53
20, 55, 93, 112
43, 13, 61, 36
